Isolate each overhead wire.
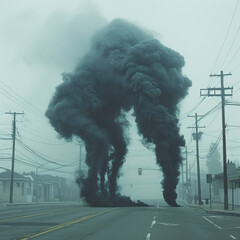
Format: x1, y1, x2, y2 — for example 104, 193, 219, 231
19, 135, 66, 146
0, 80, 45, 118
16, 138, 75, 167
220, 22, 240, 70
199, 132, 222, 159
198, 101, 222, 121
230, 62, 240, 72
179, 96, 207, 120
0, 81, 52, 132
211, 0, 240, 74
224, 44, 240, 71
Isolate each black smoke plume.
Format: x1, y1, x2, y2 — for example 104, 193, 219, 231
46, 19, 192, 207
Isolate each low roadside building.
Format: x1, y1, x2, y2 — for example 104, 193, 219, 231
0, 170, 33, 203
212, 161, 240, 206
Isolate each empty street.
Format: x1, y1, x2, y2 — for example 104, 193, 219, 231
0, 202, 240, 240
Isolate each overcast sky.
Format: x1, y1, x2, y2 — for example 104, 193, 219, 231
0, 0, 240, 200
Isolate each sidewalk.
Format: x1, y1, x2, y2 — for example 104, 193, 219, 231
187, 202, 240, 217
0, 200, 82, 208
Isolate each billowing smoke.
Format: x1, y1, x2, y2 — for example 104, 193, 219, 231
46, 19, 192, 207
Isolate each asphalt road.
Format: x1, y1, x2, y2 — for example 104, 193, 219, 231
0, 202, 239, 240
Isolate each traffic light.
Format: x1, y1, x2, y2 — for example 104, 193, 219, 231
138, 168, 142, 175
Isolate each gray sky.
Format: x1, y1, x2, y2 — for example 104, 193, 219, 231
0, 0, 240, 200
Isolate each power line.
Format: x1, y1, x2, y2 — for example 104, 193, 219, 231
0, 82, 48, 125
180, 97, 206, 119
19, 135, 66, 146
15, 158, 75, 174
224, 44, 240, 71
211, 0, 240, 73
199, 133, 222, 159
198, 102, 222, 121
230, 62, 240, 72
16, 138, 76, 167
0, 80, 45, 118
220, 22, 240, 70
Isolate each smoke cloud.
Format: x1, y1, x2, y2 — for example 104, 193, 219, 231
46, 19, 191, 207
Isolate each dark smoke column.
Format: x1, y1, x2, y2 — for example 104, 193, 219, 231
125, 39, 192, 206
46, 19, 191, 207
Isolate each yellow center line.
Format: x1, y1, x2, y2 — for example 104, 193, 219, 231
21, 208, 117, 240
0, 206, 83, 223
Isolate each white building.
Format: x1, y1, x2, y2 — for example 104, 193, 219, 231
0, 170, 33, 203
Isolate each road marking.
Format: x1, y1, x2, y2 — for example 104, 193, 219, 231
229, 235, 237, 240
158, 222, 179, 227
1, 209, 22, 214
202, 216, 222, 229
20, 208, 116, 240
209, 216, 223, 219
0, 207, 82, 223
153, 215, 156, 220
225, 226, 240, 230
0, 212, 47, 223
150, 220, 156, 228
146, 233, 151, 240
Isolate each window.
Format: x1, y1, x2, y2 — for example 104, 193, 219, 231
27, 187, 31, 195
21, 182, 24, 196
16, 182, 20, 188
3, 182, 7, 192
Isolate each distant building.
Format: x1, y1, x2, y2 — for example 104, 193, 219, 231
0, 170, 79, 203
29, 172, 68, 202
212, 161, 240, 205
0, 170, 33, 203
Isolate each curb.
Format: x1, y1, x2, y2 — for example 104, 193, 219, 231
200, 207, 240, 217
4, 201, 82, 207
186, 203, 240, 217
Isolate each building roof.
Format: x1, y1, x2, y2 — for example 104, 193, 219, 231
228, 174, 240, 181
214, 171, 240, 181
29, 173, 66, 185
0, 170, 29, 180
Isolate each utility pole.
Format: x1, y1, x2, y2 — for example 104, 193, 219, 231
200, 71, 232, 210
79, 144, 82, 172
5, 111, 24, 203
181, 162, 184, 200
185, 148, 188, 181
182, 147, 192, 202
183, 147, 192, 183
188, 113, 205, 205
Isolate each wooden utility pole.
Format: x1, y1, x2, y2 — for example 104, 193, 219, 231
5, 111, 24, 203
200, 71, 232, 210
183, 147, 191, 183
188, 113, 205, 205
182, 147, 193, 201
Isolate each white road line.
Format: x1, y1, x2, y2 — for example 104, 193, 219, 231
225, 226, 240, 230
146, 233, 151, 240
153, 216, 156, 220
229, 235, 237, 240
1, 210, 22, 214
158, 222, 179, 227
150, 220, 156, 228
209, 215, 223, 219
202, 216, 222, 230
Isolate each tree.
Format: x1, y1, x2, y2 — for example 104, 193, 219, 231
206, 143, 222, 175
